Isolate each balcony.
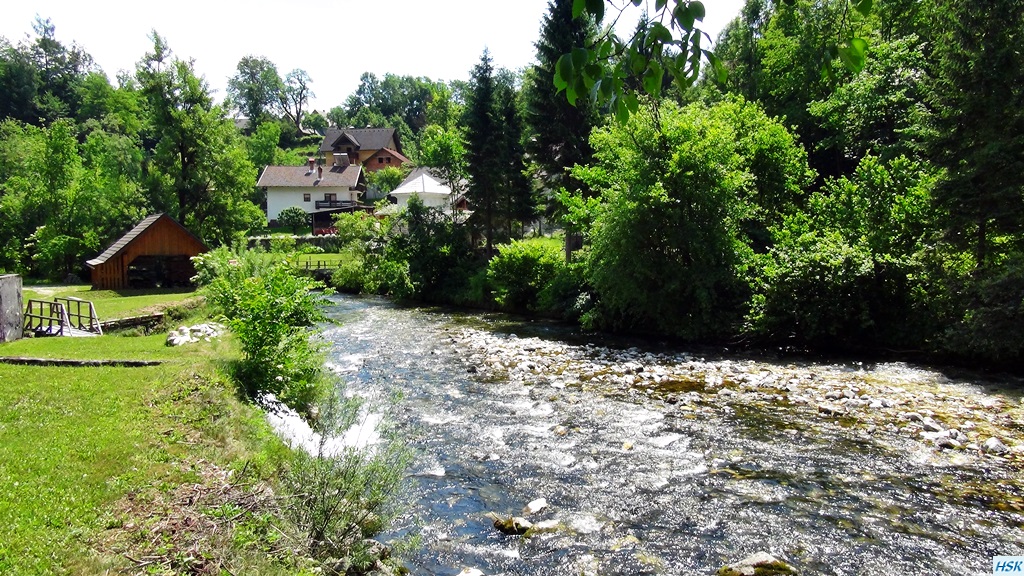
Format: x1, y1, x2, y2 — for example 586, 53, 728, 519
315, 200, 358, 210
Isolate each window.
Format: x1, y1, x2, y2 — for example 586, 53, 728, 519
324, 193, 337, 202
378, 157, 384, 164
303, 193, 311, 202
385, 157, 392, 164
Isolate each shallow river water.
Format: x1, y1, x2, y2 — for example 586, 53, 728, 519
314, 294, 1024, 575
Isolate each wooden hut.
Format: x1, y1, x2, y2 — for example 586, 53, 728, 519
86, 214, 208, 290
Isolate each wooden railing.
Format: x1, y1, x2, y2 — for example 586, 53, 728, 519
24, 298, 103, 337
315, 200, 358, 210
53, 297, 103, 335
301, 260, 342, 270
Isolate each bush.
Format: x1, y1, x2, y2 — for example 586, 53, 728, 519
536, 259, 591, 320
282, 395, 411, 571
194, 246, 332, 414
278, 206, 309, 234
269, 235, 297, 253
487, 239, 563, 312
331, 254, 366, 294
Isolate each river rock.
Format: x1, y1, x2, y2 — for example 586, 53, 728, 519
165, 322, 225, 346
456, 569, 485, 576
493, 515, 533, 535
921, 419, 944, 433
817, 403, 847, 416
523, 497, 548, 515
717, 552, 797, 575
983, 437, 1010, 455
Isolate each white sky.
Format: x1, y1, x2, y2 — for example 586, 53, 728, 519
0, 0, 744, 114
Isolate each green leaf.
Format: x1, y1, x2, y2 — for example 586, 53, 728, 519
675, 4, 696, 30
614, 97, 630, 124
555, 54, 574, 91
585, 0, 605, 22
853, 0, 873, 17
572, 0, 586, 19
648, 22, 673, 45
623, 93, 640, 114
837, 37, 868, 73
642, 61, 664, 96
583, 64, 602, 89
598, 38, 614, 59
655, 0, 668, 10
571, 47, 590, 69
690, 1, 706, 21
630, 50, 647, 76
704, 50, 727, 83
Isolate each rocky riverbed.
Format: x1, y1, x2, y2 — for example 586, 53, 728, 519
450, 327, 1024, 470
317, 295, 1024, 575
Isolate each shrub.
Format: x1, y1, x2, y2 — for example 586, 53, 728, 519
194, 247, 332, 414
487, 239, 563, 312
330, 254, 366, 294
278, 206, 309, 234
282, 395, 411, 571
269, 235, 297, 253
536, 258, 591, 320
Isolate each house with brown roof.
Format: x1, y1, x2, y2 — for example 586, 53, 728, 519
257, 157, 368, 229
319, 127, 410, 173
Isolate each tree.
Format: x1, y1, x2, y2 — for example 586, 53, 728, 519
558, 0, 873, 121
0, 39, 40, 123
326, 105, 348, 128
137, 32, 263, 245
27, 17, 95, 124
925, 0, 1024, 364
464, 50, 503, 251
419, 124, 468, 206
304, 110, 328, 134
494, 74, 535, 236
279, 68, 313, 135
278, 206, 309, 234
574, 99, 813, 339
808, 36, 930, 173
524, 0, 600, 197
928, 0, 1024, 270
750, 155, 938, 348
226, 55, 282, 129
366, 165, 408, 195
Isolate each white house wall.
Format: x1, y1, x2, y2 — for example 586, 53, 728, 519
266, 186, 356, 222
393, 192, 452, 210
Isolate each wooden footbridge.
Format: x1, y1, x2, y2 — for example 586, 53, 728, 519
23, 297, 103, 337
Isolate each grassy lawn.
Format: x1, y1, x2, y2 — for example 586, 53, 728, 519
0, 329, 292, 574
23, 284, 198, 321
291, 253, 348, 268
516, 233, 565, 253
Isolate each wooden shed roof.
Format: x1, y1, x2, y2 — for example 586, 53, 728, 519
85, 214, 205, 268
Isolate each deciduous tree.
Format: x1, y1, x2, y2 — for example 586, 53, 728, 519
227, 55, 282, 130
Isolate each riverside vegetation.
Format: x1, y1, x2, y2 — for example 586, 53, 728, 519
0, 253, 411, 575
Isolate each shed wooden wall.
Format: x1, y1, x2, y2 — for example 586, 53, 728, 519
90, 218, 208, 290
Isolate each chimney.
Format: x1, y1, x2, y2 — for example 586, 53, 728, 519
317, 165, 323, 179
307, 158, 315, 173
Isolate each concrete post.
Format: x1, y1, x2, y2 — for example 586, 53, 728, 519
0, 274, 24, 342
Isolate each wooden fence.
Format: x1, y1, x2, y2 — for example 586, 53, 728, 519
24, 298, 103, 337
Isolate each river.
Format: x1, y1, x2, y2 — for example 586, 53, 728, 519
312, 293, 1024, 575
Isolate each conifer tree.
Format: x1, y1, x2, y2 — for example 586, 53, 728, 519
465, 50, 503, 252
928, 0, 1024, 269
524, 0, 599, 197
495, 75, 535, 237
